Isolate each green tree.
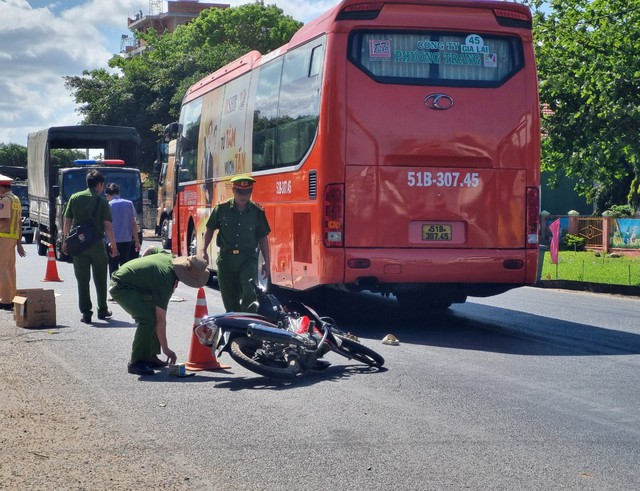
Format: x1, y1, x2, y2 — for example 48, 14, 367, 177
0, 144, 90, 170
49, 149, 88, 169
527, 0, 640, 213
64, 2, 302, 171
0, 143, 27, 167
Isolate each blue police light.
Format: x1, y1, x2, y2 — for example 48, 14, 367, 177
73, 159, 126, 166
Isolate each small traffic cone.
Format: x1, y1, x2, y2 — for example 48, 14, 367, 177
42, 244, 63, 282
185, 287, 230, 371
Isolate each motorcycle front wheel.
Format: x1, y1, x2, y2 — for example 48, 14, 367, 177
230, 337, 302, 379
335, 338, 385, 368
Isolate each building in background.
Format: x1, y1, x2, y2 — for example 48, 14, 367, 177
121, 0, 229, 56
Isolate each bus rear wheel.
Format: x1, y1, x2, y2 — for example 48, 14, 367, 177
257, 248, 271, 292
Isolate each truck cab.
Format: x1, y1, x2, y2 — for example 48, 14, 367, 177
50, 160, 143, 260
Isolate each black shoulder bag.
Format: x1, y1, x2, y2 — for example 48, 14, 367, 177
64, 197, 101, 256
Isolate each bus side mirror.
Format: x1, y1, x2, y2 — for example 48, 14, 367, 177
52, 185, 59, 199
164, 122, 180, 140
147, 189, 157, 202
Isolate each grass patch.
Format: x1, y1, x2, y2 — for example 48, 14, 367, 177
540, 250, 640, 286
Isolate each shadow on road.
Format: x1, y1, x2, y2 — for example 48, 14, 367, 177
135, 363, 386, 389
300, 289, 640, 357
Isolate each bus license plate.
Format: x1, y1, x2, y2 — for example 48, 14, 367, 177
422, 224, 452, 241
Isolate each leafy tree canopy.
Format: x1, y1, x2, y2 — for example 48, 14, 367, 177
0, 143, 27, 167
527, 0, 640, 213
64, 2, 302, 172
0, 145, 87, 171
49, 149, 88, 168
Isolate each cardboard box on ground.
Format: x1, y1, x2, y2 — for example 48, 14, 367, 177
13, 289, 56, 328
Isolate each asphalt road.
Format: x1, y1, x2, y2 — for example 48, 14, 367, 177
6, 239, 640, 490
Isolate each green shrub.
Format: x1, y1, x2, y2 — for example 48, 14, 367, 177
561, 233, 586, 251
605, 204, 634, 218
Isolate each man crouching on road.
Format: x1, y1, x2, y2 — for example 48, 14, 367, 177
109, 246, 209, 376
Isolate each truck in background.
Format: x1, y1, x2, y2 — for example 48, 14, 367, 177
27, 125, 142, 260
0, 165, 36, 244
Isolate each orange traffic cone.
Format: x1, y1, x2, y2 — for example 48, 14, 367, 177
42, 244, 63, 282
185, 287, 230, 371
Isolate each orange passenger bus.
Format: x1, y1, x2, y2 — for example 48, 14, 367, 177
167, 0, 540, 310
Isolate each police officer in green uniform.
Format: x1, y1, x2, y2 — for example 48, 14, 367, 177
202, 175, 271, 312
110, 247, 209, 376
62, 170, 118, 324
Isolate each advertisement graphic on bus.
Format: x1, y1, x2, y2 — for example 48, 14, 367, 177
166, 0, 541, 310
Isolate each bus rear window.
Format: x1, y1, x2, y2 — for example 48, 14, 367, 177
348, 31, 524, 87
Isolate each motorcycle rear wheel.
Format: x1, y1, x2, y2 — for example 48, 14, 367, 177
336, 338, 385, 368
230, 336, 302, 379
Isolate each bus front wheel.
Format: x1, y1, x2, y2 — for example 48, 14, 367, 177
160, 218, 171, 249
188, 226, 197, 257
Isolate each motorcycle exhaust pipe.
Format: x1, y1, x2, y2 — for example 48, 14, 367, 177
247, 323, 310, 347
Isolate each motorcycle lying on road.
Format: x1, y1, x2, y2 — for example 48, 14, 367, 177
193, 284, 385, 379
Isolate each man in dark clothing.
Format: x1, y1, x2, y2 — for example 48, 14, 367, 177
110, 247, 209, 376
62, 170, 118, 324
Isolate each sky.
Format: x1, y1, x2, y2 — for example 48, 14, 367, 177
0, 0, 340, 147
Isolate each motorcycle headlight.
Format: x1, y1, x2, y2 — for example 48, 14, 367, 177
194, 318, 219, 347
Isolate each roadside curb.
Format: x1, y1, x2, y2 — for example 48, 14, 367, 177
537, 280, 640, 298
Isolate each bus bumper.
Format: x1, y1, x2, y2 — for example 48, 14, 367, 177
344, 248, 538, 286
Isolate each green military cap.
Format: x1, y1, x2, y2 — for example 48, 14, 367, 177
230, 174, 255, 191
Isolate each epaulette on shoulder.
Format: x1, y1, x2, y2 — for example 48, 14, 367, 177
250, 200, 264, 211
216, 198, 232, 207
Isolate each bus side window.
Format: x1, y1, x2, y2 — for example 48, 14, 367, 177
252, 57, 283, 171
252, 38, 324, 171
276, 41, 323, 167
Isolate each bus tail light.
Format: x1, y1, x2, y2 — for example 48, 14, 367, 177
526, 186, 539, 248
323, 184, 344, 248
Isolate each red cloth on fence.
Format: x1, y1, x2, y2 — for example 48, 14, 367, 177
549, 218, 561, 265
